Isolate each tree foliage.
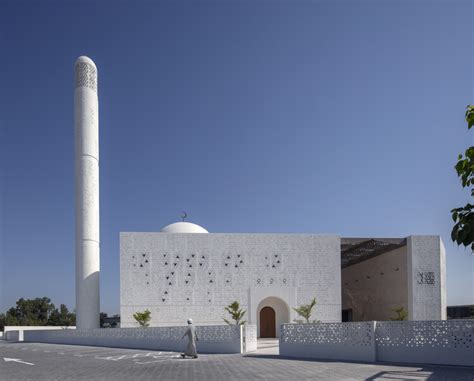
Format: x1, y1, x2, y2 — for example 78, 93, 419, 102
100, 312, 108, 328
223, 301, 246, 325
389, 307, 408, 321
47, 304, 76, 327
451, 105, 474, 251
470, 305, 474, 318
293, 297, 317, 323
0, 297, 76, 330
133, 309, 151, 327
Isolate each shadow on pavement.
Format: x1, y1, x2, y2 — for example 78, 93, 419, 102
242, 354, 474, 380
365, 367, 474, 381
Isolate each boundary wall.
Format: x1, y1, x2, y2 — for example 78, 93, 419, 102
23, 325, 257, 354
280, 320, 474, 367
3, 326, 76, 341
376, 320, 473, 366
280, 322, 376, 362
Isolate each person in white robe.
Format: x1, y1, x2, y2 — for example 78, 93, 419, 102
181, 319, 198, 358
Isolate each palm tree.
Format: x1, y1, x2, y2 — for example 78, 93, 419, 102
223, 301, 246, 325
293, 298, 317, 323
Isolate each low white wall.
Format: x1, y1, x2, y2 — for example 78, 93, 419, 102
243, 325, 257, 352
5, 330, 19, 341
24, 325, 243, 354
376, 320, 474, 367
280, 321, 474, 367
280, 322, 376, 362
4, 326, 76, 341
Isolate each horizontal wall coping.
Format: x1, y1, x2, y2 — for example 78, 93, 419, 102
120, 232, 340, 237
4, 326, 76, 332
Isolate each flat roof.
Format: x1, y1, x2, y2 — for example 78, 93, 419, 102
341, 237, 407, 268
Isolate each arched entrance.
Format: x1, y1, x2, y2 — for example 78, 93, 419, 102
256, 296, 290, 338
260, 306, 276, 338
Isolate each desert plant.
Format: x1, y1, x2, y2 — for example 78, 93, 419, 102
293, 297, 317, 323
223, 301, 246, 325
133, 309, 151, 327
389, 307, 408, 321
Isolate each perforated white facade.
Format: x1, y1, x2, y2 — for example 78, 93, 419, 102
407, 236, 447, 320
120, 232, 446, 335
120, 233, 341, 330
280, 320, 474, 366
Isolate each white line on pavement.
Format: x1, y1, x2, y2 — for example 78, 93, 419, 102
95, 351, 181, 363
3, 358, 35, 366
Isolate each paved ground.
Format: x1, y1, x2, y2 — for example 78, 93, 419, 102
1, 341, 473, 380
254, 338, 279, 355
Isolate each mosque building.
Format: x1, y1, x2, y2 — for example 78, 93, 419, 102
120, 220, 446, 337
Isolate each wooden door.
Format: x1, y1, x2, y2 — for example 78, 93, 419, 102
260, 306, 276, 338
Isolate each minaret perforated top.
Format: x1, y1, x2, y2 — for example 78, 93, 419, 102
75, 56, 97, 92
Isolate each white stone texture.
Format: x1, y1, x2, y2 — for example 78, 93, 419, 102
407, 236, 446, 320
243, 324, 258, 352
280, 322, 376, 362
341, 246, 408, 321
4, 330, 19, 341
120, 233, 341, 329
439, 239, 447, 320
376, 320, 474, 366
281, 320, 474, 367
3, 326, 76, 341
75, 56, 100, 329
24, 325, 243, 354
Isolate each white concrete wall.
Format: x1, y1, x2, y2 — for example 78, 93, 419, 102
280, 322, 376, 362
376, 320, 474, 367
407, 236, 446, 320
4, 326, 76, 341
440, 240, 447, 319
243, 324, 257, 352
341, 246, 408, 321
24, 325, 245, 354
120, 233, 341, 329
5, 330, 19, 341
280, 320, 474, 367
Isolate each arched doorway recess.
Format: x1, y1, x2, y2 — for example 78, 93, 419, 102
257, 296, 290, 338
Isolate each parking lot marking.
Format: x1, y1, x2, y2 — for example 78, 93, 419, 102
3, 357, 35, 366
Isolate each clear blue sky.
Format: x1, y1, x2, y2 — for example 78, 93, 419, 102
1, 0, 473, 315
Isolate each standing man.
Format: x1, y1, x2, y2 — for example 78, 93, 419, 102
181, 319, 199, 359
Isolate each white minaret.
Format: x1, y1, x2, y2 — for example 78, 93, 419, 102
74, 56, 100, 329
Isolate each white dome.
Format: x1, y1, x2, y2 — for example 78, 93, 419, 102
160, 222, 209, 234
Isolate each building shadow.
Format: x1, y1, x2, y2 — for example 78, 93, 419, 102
242, 354, 474, 380
244, 354, 376, 364
365, 367, 474, 380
